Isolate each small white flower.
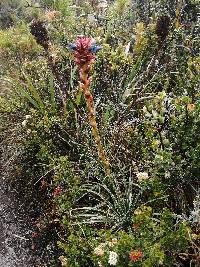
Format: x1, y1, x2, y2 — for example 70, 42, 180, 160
25, 114, 32, 120
143, 106, 147, 113
108, 238, 118, 247
88, 14, 97, 23
155, 155, 164, 162
136, 172, 149, 182
152, 110, 158, 118
22, 120, 27, 127
27, 129, 32, 135
98, 261, 104, 267
155, 59, 159, 66
165, 171, 170, 179
108, 251, 118, 266
97, 0, 108, 9
59, 255, 68, 266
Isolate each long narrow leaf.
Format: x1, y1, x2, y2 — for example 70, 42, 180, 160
23, 73, 45, 112
4, 78, 41, 110
49, 74, 57, 113
17, 83, 40, 109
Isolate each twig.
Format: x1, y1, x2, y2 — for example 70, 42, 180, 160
12, 234, 29, 241
33, 167, 56, 186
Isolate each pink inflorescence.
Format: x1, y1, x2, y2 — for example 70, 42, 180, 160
69, 37, 96, 67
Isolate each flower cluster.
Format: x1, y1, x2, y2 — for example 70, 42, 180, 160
129, 250, 143, 262
94, 239, 118, 256
30, 20, 49, 50
136, 172, 149, 182
155, 15, 170, 42
187, 103, 195, 111
45, 10, 60, 22
108, 251, 118, 266
94, 239, 119, 266
94, 243, 105, 256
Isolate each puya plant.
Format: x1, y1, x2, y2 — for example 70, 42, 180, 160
69, 175, 143, 231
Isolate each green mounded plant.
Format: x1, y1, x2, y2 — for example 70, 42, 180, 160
57, 206, 191, 267
93, 206, 191, 267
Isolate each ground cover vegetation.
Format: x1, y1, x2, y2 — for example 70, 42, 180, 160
0, 0, 199, 266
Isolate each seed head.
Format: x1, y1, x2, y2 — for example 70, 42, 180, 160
155, 15, 170, 42
30, 20, 49, 50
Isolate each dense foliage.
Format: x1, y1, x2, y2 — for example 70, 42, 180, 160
0, 0, 199, 266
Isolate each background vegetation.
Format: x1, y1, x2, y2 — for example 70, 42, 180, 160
0, 0, 199, 266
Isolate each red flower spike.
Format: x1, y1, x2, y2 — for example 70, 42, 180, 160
69, 37, 110, 177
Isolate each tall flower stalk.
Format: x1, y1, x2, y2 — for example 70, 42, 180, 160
69, 37, 110, 176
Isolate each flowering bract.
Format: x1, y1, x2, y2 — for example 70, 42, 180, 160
69, 36, 110, 175
69, 37, 95, 67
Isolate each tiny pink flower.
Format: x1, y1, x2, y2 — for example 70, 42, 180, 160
31, 232, 40, 238
53, 185, 62, 197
